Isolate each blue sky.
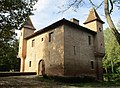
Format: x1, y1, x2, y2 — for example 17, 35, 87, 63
31, 0, 120, 29
16, 0, 120, 37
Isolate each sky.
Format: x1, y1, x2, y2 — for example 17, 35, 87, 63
16, 0, 120, 37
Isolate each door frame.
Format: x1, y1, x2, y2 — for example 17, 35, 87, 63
38, 59, 45, 75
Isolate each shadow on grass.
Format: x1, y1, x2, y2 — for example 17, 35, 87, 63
37, 76, 120, 87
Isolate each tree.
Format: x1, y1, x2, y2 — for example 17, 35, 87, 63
104, 0, 120, 45
0, 39, 20, 71
0, 0, 37, 71
60, 0, 120, 45
103, 28, 120, 74
0, 0, 37, 40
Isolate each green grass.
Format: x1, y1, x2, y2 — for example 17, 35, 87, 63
69, 81, 120, 87
38, 76, 120, 87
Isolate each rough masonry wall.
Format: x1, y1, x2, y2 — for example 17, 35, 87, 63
84, 21, 105, 54
84, 21, 105, 79
64, 25, 96, 77
18, 28, 34, 72
25, 25, 64, 76
95, 21, 105, 54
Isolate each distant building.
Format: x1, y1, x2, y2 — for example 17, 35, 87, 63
18, 8, 105, 80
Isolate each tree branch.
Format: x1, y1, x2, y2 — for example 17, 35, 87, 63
58, 0, 83, 13
109, 0, 113, 14
89, 0, 97, 7
104, 0, 120, 45
96, 1, 104, 10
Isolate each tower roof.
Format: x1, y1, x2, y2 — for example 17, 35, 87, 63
23, 16, 36, 30
84, 8, 104, 24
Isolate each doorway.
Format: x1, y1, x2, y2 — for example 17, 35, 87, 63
38, 59, 45, 75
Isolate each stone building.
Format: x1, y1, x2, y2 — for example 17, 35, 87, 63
18, 8, 105, 80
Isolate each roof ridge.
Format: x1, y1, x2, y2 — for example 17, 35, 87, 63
25, 18, 96, 39
84, 8, 104, 24
24, 16, 36, 30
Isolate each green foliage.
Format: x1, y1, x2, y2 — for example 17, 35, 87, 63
0, 0, 37, 71
0, 0, 38, 41
0, 0, 37, 29
0, 39, 20, 71
103, 28, 120, 74
103, 74, 120, 82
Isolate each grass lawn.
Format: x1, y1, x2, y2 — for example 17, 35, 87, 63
38, 76, 120, 87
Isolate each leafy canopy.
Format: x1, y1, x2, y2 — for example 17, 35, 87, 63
0, 0, 37, 71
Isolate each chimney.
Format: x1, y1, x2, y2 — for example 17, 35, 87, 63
70, 18, 79, 25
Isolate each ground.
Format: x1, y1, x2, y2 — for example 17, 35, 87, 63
0, 75, 120, 88
0, 76, 64, 88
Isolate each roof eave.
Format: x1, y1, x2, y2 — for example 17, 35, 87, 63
25, 18, 97, 40
83, 19, 104, 24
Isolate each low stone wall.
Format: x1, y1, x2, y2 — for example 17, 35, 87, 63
0, 72, 36, 77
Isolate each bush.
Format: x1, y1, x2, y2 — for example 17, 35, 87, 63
103, 74, 120, 82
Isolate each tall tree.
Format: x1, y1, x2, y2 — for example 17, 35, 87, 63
0, 38, 19, 71
104, 0, 120, 45
60, 0, 120, 45
0, 0, 37, 40
0, 0, 37, 71
103, 28, 120, 74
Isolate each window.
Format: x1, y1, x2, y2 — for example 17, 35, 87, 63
32, 39, 35, 47
41, 38, 43, 41
29, 61, 31, 67
49, 32, 53, 42
88, 36, 91, 45
99, 28, 102, 32
90, 60, 94, 69
73, 46, 76, 55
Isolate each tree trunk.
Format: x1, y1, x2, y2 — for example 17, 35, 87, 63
111, 60, 114, 73
104, 0, 120, 45
105, 67, 108, 74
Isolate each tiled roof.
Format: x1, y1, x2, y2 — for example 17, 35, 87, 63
84, 8, 104, 24
25, 18, 96, 39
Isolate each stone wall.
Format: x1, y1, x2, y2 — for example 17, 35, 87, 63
18, 28, 34, 72
84, 20, 105, 79
64, 25, 96, 77
25, 25, 64, 76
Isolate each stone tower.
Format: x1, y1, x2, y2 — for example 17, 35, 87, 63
84, 8, 105, 80
18, 17, 36, 72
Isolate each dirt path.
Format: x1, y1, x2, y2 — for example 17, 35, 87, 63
0, 75, 66, 88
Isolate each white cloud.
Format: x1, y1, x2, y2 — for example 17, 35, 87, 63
30, 0, 119, 31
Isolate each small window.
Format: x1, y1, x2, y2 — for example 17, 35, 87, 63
99, 28, 102, 32
91, 61, 94, 69
41, 38, 43, 41
88, 36, 91, 45
49, 32, 53, 42
29, 61, 31, 67
73, 46, 76, 55
32, 39, 35, 47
